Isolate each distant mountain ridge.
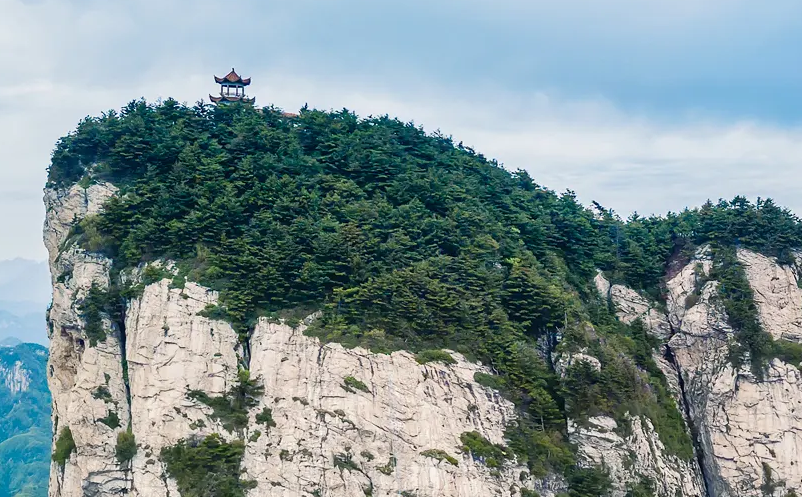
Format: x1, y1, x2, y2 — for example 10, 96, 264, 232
0, 259, 50, 345
0, 259, 50, 302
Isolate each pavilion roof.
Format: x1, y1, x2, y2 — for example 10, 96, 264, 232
214, 68, 251, 86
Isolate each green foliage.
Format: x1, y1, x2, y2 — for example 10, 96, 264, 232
141, 264, 172, 286
333, 452, 360, 472
420, 449, 459, 466
761, 462, 783, 496
254, 408, 276, 430
559, 316, 694, 461
115, 430, 137, 466
0, 344, 50, 497
92, 386, 113, 402
97, 410, 121, 429
160, 434, 256, 497
79, 284, 109, 346
187, 369, 264, 433
459, 431, 510, 468
52, 427, 75, 467
415, 349, 456, 365
197, 304, 231, 321
567, 466, 612, 497
473, 372, 504, 390
341, 376, 370, 394
625, 477, 656, 497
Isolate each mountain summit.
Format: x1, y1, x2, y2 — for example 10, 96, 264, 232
42, 98, 802, 497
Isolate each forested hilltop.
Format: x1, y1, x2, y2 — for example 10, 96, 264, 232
47, 99, 802, 496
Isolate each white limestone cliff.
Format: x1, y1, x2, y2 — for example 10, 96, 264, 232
0, 360, 31, 394
243, 319, 540, 497
44, 182, 132, 497
602, 247, 802, 497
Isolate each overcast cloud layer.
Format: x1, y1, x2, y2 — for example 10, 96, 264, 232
2, 0, 802, 260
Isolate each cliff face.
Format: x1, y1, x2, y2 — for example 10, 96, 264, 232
44, 183, 556, 497
600, 247, 802, 497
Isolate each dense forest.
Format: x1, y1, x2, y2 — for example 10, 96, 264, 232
0, 343, 50, 497
48, 99, 802, 496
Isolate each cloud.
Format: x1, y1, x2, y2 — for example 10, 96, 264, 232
1, 0, 802, 260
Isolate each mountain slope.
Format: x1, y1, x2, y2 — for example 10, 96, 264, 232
42, 98, 802, 497
0, 343, 50, 497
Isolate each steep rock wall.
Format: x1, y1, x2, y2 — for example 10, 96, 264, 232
44, 183, 131, 497
603, 247, 802, 497
244, 319, 538, 497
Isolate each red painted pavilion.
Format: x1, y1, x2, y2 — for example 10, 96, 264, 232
209, 68, 255, 105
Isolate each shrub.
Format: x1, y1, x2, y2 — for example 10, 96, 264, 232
420, 449, 458, 466
473, 372, 504, 391
187, 369, 264, 433
92, 385, 113, 402
341, 376, 370, 394
459, 431, 510, 468
567, 466, 612, 497
377, 456, 397, 475
255, 408, 276, 430
333, 452, 360, 472
415, 349, 456, 365
52, 427, 76, 466
98, 410, 121, 429
115, 430, 137, 466
161, 434, 256, 497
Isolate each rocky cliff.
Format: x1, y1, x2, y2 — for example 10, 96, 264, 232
44, 183, 553, 497
598, 247, 802, 497
47, 186, 802, 497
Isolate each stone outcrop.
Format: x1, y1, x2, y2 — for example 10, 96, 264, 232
556, 330, 706, 497
1, 360, 31, 394
594, 272, 672, 339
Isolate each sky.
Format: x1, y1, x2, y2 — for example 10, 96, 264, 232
2, 0, 802, 261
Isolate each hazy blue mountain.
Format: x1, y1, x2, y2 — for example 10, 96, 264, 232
0, 259, 50, 303
0, 337, 22, 348
0, 343, 50, 497
0, 260, 50, 345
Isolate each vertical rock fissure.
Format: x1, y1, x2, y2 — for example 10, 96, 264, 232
117, 308, 132, 418
663, 341, 713, 497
